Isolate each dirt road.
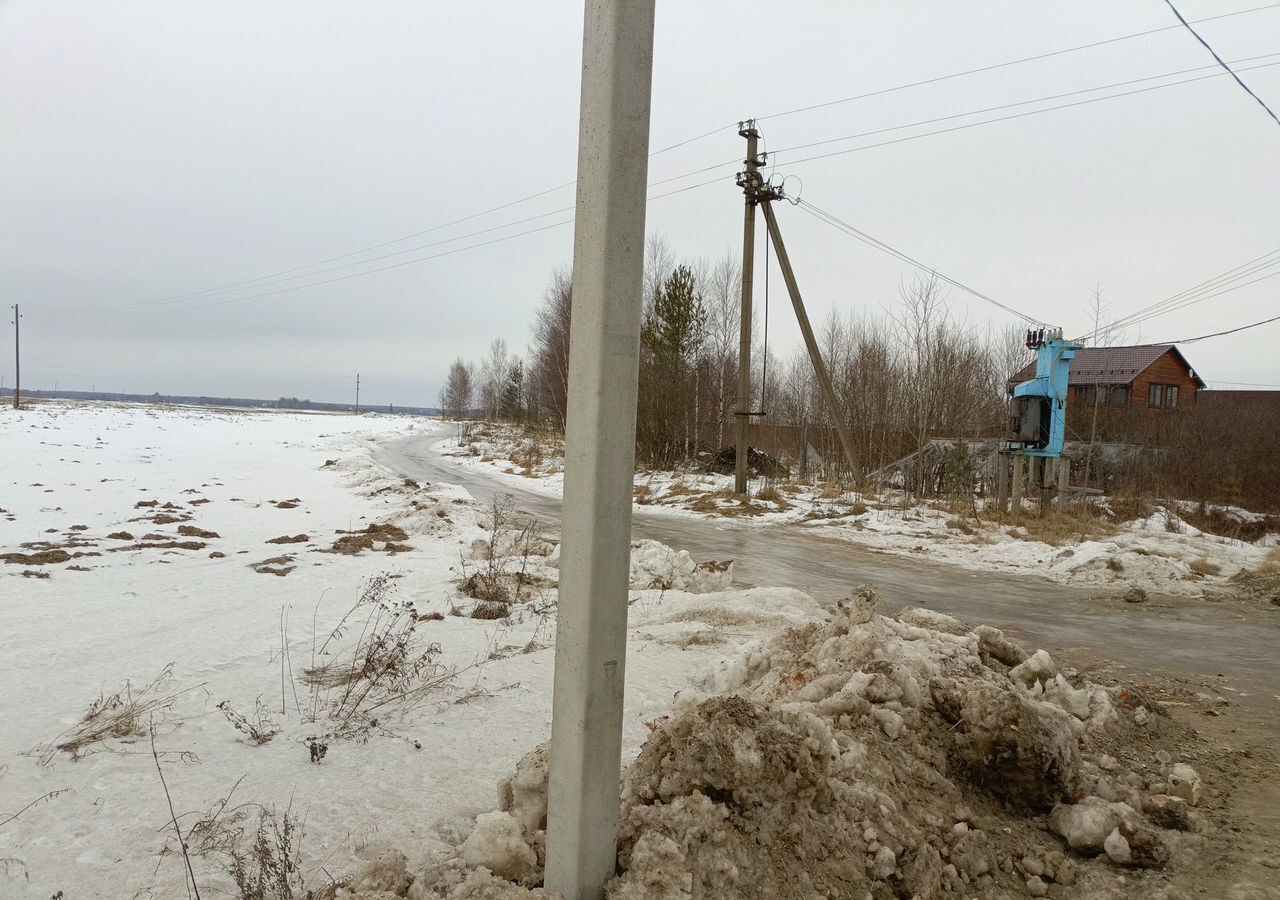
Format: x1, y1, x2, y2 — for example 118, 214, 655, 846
377, 432, 1280, 715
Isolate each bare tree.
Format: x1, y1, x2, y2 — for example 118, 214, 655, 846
439, 358, 474, 420
702, 249, 741, 448
530, 268, 572, 426
479, 339, 511, 421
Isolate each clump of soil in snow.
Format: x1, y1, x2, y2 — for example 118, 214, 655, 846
2, 549, 72, 565
356, 587, 1215, 900
177, 524, 220, 539
327, 522, 412, 556
251, 554, 296, 576
267, 533, 311, 544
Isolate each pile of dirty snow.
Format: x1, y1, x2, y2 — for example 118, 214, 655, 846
328, 587, 1210, 900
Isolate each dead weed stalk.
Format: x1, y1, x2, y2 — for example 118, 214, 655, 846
37, 664, 204, 764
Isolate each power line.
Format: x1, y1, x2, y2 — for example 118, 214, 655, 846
774, 59, 1280, 169
769, 52, 1280, 158
42, 6, 1280, 321
1162, 0, 1280, 128
1100, 258, 1280, 334
757, 3, 1280, 124
1155, 311, 1280, 344
1083, 247, 1280, 340
796, 198, 1044, 325
1209, 379, 1280, 387
38, 177, 726, 325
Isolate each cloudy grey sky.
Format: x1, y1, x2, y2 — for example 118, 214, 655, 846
3, 1, 1278, 407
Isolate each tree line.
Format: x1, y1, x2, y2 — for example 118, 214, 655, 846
441, 236, 1031, 479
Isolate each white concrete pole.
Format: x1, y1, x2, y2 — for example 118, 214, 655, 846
545, 2, 655, 899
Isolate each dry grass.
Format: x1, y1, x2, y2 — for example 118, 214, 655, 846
633, 484, 652, 504
995, 510, 1121, 546
1189, 558, 1222, 577
326, 522, 410, 556
304, 574, 459, 735
38, 664, 204, 764
754, 484, 789, 507
688, 490, 767, 517
1263, 547, 1280, 573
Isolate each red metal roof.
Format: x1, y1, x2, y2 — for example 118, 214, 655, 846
1011, 344, 1206, 388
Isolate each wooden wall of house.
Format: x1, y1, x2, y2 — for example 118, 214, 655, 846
1129, 349, 1200, 411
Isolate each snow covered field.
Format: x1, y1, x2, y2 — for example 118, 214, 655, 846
0, 403, 786, 899
2, 404, 1273, 900
442, 424, 1278, 599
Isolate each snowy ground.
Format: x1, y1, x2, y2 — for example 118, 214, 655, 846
442, 424, 1279, 599
0, 403, 790, 899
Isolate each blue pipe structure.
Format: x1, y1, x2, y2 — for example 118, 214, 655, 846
1009, 332, 1081, 458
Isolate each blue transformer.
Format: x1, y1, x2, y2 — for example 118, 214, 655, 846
1008, 329, 1081, 458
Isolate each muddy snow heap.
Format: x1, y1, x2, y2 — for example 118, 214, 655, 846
338, 587, 1205, 900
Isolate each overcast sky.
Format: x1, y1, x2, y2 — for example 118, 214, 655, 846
3, 1, 1278, 407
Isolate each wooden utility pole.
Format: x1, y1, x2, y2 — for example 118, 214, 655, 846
995, 452, 1010, 514
758, 199, 862, 482
1011, 453, 1024, 512
733, 122, 761, 495
10, 304, 19, 410
355, 373, 361, 414
545, 1, 655, 897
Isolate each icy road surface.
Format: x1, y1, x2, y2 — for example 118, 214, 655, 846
377, 428, 1280, 714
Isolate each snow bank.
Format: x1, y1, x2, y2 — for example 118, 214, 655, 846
626, 538, 733, 593
355, 586, 1204, 899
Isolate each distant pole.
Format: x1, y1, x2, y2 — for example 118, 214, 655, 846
733, 123, 761, 495
355, 373, 360, 414
545, 1, 655, 898
11, 304, 19, 410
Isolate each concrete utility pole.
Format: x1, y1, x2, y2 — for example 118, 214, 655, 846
733, 123, 762, 495
355, 373, 361, 414
545, 2, 655, 899
11, 304, 19, 410
758, 200, 862, 482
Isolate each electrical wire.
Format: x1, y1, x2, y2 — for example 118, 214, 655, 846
795, 198, 1045, 325
40, 177, 727, 325
1086, 249, 1280, 337
756, 3, 1280, 124
773, 59, 1280, 169
1162, 0, 1280, 128
768, 52, 1280, 158
41, 6, 1280, 321
1153, 311, 1280, 344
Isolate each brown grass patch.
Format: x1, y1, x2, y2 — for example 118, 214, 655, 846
633, 484, 652, 504
107, 531, 134, 541
266, 534, 310, 544
251, 554, 295, 576
994, 510, 1120, 546
754, 485, 789, 507
177, 525, 220, 539
687, 489, 767, 518
1263, 547, 1280, 573
2, 549, 72, 565
1189, 558, 1222, 577
327, 522, 411, 555
108, 540, 206, 553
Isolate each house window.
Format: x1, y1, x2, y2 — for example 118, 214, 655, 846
1166, 385, 1179, 408
1148, 384, 1163, 408
1111, 386, 1129, 407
